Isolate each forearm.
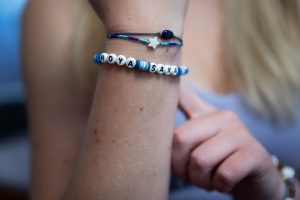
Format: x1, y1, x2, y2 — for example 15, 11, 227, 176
63, 39, 181, 199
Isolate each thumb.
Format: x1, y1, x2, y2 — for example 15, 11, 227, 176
179, 84, 216, 119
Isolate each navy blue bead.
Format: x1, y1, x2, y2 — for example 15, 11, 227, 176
135, 60, 141, 70
169, 42, 177, 46
107, 33, 118, 38
161, 30, 174, 39
128, 36, 139, 41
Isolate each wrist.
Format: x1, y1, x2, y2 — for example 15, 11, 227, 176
104, 37, 182, 65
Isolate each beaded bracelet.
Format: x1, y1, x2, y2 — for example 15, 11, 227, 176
272, 156, 297, 200
107, 30, 183, 49
93, 52, 189, 77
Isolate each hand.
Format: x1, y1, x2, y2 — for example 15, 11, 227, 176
171, 85, 285, 200
88, 0, 189, 34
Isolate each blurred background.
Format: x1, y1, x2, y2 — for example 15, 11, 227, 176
0, 0, 30, 199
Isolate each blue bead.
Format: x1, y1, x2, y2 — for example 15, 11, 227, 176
135, 60, 141, 70
185, 68, 189, 75
146, 62, 151, 72
161, 30, 174, 39
93, 53, 101, 63
107, 33, 117, 38
177, 67, 182, 76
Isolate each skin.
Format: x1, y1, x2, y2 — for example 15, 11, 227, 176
22, 0, 299, 199
173, 85, 285, 200
22, 0, 103, 199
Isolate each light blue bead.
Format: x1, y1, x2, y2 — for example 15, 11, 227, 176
118, 35, 129, 39
160, 42, 169, 46
140, 61, 147, 71
184, 67, 189, 75
181, 66, 189, 75
144, 62, 149, 71
139, 39, 149, 44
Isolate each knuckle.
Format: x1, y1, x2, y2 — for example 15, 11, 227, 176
214, 167, 235, 192
173, 129, 186, 148
190, 151, 210, 171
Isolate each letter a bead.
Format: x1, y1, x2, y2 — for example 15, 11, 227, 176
157, 64, 165, 74
126, 57, 136, 68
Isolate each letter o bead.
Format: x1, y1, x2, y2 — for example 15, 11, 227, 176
108, 53, 117, 64
126, 57, 136, 68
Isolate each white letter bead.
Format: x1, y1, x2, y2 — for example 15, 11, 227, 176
157, 64, 165, 74
108, 53, 117, 64
126, 57, 136, 68
117, 55, 127, 66
149, 63, 157, 73
100, 53, 109, 63
164, 65, 172, 75
171, 66, 178, 76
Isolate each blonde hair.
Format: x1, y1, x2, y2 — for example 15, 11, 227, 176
226, 0, 300, 122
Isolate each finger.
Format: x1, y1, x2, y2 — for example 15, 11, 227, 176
179, 85, 216, 119
172, 111, 225, 180
211, 147, 258, 193
188, 129, 243, 190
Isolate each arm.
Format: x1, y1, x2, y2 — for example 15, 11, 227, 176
22, 0, 104, 199
63, 1, 188, 199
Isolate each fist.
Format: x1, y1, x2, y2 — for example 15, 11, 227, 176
171, 84, 284, 200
